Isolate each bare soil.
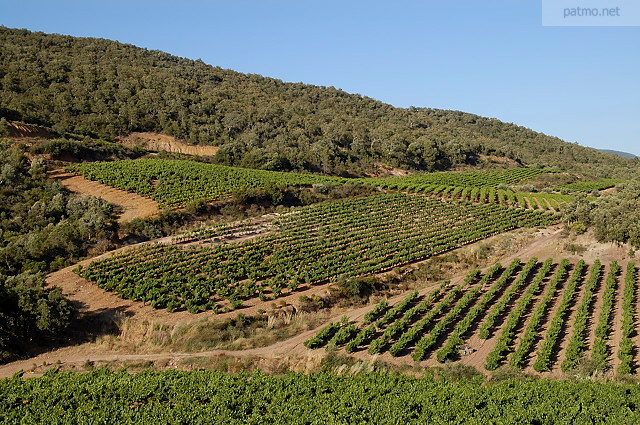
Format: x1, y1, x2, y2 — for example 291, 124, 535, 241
361, 162, 411, 178
521, 265, 574, 374
610, 267, 625, 370
119, 132, 219, 157
586, 263, 609, 353
7, 122, 54, 139
552, 265, 591, 372
47, 169, 160, 223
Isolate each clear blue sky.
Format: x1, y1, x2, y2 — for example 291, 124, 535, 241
2, 0, 639, 155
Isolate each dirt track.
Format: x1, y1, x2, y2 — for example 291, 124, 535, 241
48, 169, 160, 223
0, 329, 315, 379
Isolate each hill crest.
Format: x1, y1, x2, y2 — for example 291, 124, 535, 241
0, 26, 636, 178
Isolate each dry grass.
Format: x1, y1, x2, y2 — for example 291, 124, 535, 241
92, 309, 332, 354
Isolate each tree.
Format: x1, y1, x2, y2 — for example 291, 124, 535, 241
0, 117, 9, 137
0, 272, 73, 361
407, 137, 439, 170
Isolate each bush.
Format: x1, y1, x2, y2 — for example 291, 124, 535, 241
337, 276, 377, 299
564, 243, 586, 254
569, 222, 587, 235
185, 198, 207, 214
438, 363, 483, 382
490, 365, 528, 382
312, 183, 331, 194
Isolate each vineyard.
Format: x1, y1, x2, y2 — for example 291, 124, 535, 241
306, 258, 639, 375
3, 369, 640, 423
68, 159, 571, 210
357, 169, 572, 211
361, 168, 548, 188
365, 182, 572, 211
557, 178, 624, 193
67, 159, 346, 206
75, 193, 555, 313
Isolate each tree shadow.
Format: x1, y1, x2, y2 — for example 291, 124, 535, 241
17, 301, 135, 361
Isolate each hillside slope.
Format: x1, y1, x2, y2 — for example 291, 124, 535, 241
599, 149, 638, 159
0, 27, 635, 177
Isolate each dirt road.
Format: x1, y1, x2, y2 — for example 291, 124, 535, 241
48, 169, 160, 223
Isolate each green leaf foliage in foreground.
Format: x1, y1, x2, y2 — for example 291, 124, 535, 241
2, 369, 640, 424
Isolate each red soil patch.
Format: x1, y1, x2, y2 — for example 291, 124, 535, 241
6, 122, 54, 139
118, 132, 219, 157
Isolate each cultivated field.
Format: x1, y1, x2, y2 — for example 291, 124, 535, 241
76, 193, 555, 313
67, 159, 346, 207
306, 258, 638, 375
5, 162, 635, 381
67, 160, 580, 211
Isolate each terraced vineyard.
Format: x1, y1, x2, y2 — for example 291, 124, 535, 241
76, 193, 555, 313
358, 169, 572, 211
361, 168, 548, 188
306, 259, 639, 374
557, 178, 624, 193
68, 159, 568, 210
68, 159, 346, 206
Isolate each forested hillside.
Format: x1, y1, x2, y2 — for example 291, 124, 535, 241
599, 149, 638, 159
0, 142, 117, 361
0, 27, 635, 176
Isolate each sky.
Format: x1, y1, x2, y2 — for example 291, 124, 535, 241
1, 0, 639, 155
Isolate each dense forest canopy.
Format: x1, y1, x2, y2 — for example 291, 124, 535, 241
1, 27, 637, 176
